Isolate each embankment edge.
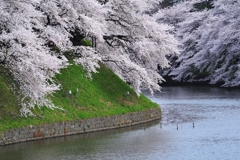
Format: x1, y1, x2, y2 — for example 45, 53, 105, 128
0, 107, 161, 146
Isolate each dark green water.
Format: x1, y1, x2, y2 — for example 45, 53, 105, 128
0, 86, 240, 160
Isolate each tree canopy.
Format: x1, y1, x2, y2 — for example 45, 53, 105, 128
0, 0, 178, 116
155, 0, 240, 86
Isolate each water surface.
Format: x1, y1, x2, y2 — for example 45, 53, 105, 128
0, 86, 240, 160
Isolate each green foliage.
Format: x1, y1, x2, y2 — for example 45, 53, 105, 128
192, 69, 211, 78
80, 39, 92, 47
193, 0, 214, 11
0, 63, 158, 133
50, 46, 61, 53
63, 50, 75, 61
188, 65, 211, 79
229, 68, 238, 79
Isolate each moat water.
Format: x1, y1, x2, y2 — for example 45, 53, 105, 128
0, 86, 240, 160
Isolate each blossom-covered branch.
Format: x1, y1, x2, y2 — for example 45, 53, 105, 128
0, 0, 178, 116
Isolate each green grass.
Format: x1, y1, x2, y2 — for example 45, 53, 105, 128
0, 63, 159, 133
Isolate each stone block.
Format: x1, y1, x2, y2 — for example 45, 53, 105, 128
33, 127, 44, 138
0, 133, 4, 141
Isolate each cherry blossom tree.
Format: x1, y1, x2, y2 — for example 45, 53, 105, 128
0, 0, 179, 116
99, 0, 179, 94
155, 0, 240, 87
0, 0, 69, 116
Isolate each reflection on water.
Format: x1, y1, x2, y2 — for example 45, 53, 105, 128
1, 86, 240, 160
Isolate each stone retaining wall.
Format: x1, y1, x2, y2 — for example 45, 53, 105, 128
0, 108, 161, 146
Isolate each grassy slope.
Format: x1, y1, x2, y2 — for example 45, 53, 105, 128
0, 63, 159, 133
